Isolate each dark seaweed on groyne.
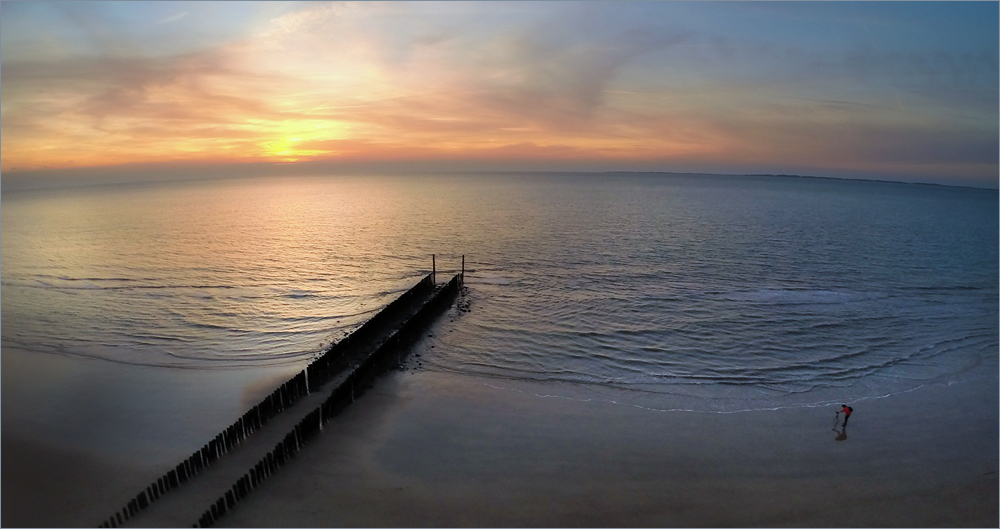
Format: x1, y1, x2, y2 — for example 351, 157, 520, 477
99, 272, 463, 528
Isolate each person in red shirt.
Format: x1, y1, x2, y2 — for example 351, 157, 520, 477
838, 405, 853, 427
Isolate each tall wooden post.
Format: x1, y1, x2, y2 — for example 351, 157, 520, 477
432, 254, 436, 285
461, 255, 465, 287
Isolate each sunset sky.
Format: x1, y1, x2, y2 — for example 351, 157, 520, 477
2, 1, 997, 187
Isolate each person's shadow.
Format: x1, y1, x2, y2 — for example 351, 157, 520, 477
834, 426, 847, 442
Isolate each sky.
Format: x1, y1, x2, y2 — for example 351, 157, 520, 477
1, 1, 997, 188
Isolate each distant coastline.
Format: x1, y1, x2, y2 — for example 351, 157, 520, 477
3, 164, 996, 194
583, 170, 997, 191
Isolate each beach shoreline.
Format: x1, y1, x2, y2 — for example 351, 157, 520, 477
2, 355, 996, 527
212, 365, 997, 528
2, 340, 996, 528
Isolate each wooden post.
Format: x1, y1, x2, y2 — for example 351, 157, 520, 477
461, 255, 465, 287
432, 254, 436, 285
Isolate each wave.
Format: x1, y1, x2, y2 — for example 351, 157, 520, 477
1, 278, 239, 291
474, 376, 943, 415
720, 288, 890, 305
3, 173, 995, 413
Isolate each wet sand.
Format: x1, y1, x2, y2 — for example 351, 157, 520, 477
0, 346, 300, 528
3, 350, 996, 527
215, 367, 997, 527
1, 436, 160, 528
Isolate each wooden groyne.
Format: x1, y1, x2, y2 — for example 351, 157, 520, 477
100, 272, 463, 528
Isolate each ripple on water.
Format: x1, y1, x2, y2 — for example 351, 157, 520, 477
2, 174, 996, 412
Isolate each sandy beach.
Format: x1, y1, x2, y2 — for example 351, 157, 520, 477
211, 365, 997, 528
2, 346, 997, 527
0, 346, 301, 528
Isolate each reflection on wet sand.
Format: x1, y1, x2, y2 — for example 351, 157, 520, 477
835, 427, 847, 442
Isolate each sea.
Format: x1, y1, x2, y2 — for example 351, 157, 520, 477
2, 172, 997, 459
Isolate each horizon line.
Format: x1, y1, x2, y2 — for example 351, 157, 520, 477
3, 164, 996, 194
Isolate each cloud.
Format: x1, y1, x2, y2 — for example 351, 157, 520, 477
1, 1, 996, 187
156, 11, 190, 25
0, 45, 296, 170
469, 15, 689, 118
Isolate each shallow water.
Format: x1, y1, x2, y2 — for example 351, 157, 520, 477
2, 172, 997, 427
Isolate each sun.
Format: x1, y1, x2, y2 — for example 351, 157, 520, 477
256, 119, 351, 162
262, 137, 322, 162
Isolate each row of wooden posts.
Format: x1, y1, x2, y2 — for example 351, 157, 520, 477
99, 271, 463, 528
432, 254, 466, 288
195, 273, 462, 528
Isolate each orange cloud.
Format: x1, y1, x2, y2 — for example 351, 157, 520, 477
1, 1, 996, 187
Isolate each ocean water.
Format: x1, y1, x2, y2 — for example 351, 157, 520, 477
2, 172, 997, 428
